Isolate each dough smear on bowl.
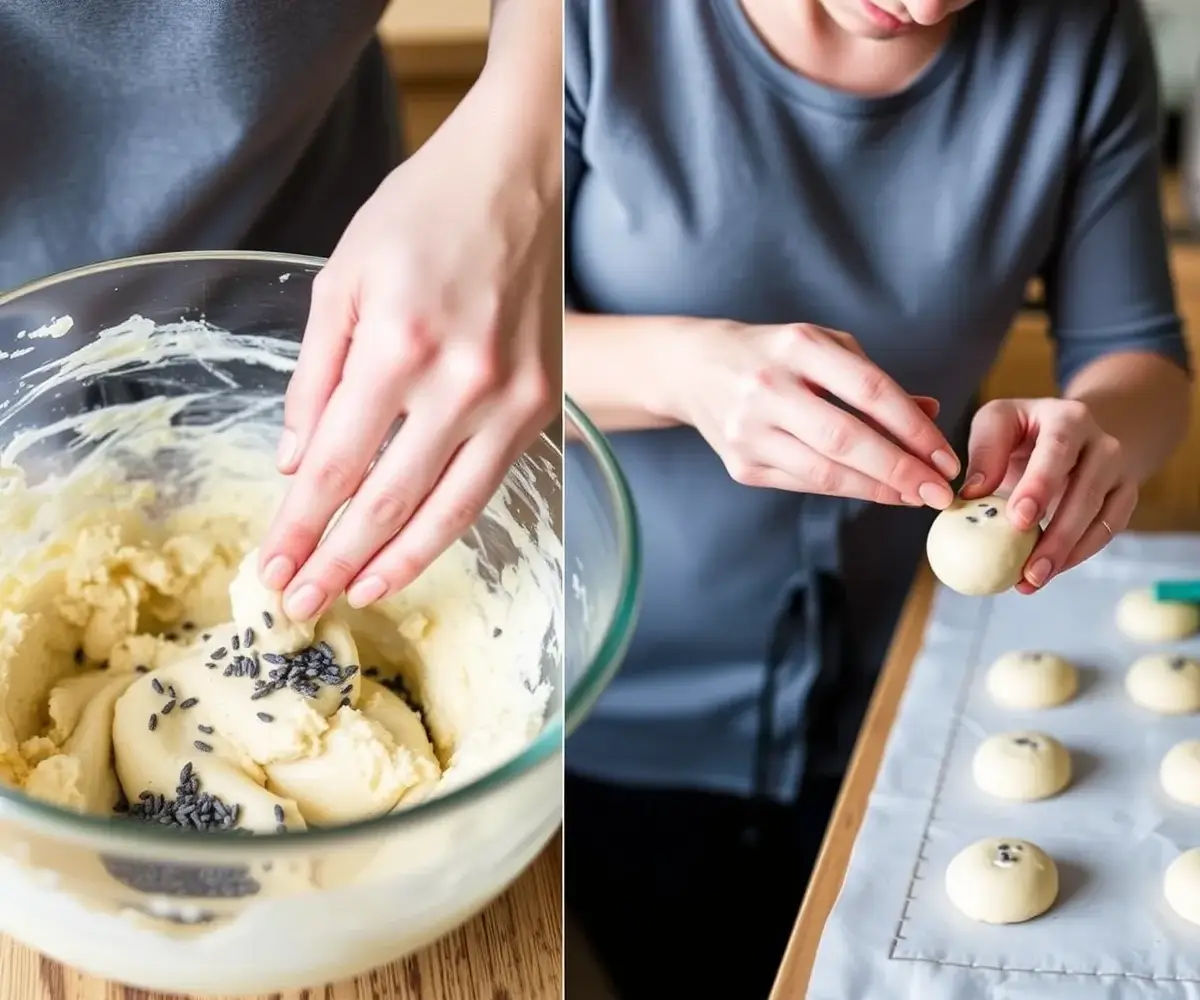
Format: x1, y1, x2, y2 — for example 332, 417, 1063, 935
926, 494, 1039, 596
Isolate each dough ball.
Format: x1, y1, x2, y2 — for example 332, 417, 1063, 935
1125, 654, 1200, 715
926, 495, 1040, 596
985, 651, 1078, 710
1165, 848, 1200, 925
1161, 740, 1200, 805
972, 731, 1071, 801
1116, 588, 1200, 643
945, 837, 1058, 924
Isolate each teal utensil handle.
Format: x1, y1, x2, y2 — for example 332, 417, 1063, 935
1153, 581, 1200, 603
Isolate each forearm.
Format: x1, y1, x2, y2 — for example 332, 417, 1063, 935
460, 0, 561, 197
1064, 351, 1192, 483
566, 310, 690, 432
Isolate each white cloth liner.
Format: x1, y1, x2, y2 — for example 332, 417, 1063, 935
806, 533, 1200, 1000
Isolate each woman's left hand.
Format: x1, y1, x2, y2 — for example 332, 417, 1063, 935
256, 80, 561, 622
959, 397, 1138, 594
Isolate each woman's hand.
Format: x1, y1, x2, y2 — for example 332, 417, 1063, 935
960, 397, 1139, 593
256, 82, 561, 622
667, 321, 959, 506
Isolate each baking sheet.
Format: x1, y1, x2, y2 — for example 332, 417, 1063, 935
806, 533, 1200, 1000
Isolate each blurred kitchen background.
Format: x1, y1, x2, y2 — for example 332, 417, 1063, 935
386, 1, 1200, 997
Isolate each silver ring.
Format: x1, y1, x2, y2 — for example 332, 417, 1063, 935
1100, 519, 1113, 537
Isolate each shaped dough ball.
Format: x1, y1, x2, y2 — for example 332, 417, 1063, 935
1116, 588, 1200, 643
945, 837, 1058, 924
986, 651, 1078, 710
972, 731, 1071, 801
1125, 654, 1200, 715
926, 495, 1040, 596
1161, 740, 1200, 805
1165, 848, 1200, 925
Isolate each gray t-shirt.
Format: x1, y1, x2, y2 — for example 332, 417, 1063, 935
565, 0, 1190, 801
0, 1, 399, 292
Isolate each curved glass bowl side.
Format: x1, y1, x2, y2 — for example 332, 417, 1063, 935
563, 396, 642, 736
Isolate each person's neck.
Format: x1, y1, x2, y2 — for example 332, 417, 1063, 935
739, 0, 955, 97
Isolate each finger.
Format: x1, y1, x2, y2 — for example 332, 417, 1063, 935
345, 424, 521, 605
769, 388, 954, 508
914, 396, 940, 419
960, 400, 1025, 500
258, 344, 405, 601
857, 396, 941, 447
283, 409, 466, 616
280, 271, 355, 474
787, 326, 959, 479
1058, 482, 1138, 575
1005, 413, 1088, 531
743, 429, 910, 505
1019, 447, 1116, 589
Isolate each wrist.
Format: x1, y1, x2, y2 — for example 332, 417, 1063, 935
466, 6, 560, 199
645, 317, 729, 427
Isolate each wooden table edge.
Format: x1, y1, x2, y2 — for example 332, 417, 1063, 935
769, 509, 1199, 999
769, 562, 935, 999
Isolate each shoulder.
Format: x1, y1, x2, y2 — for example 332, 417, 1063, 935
565, 0, 724, 127
980, 0, 1152, 67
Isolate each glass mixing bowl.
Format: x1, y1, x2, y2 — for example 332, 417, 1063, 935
563, 397, 642, 736
0, 251, 585, 995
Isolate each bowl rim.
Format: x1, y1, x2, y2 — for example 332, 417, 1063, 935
0, 249, 566, 852
562, 397, 642, 736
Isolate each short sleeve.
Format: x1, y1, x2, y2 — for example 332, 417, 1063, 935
1043, 0, 1191, 387
564, 0, 591, 310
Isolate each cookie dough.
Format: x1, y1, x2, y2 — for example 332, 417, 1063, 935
926, 495, 1040, 596
1161, 740, 1200, 805
109, 551, 441, 831
972, 731, 1071, 801
0, 509, 553, 831
945, 837, 1058, 924
1125, 654, 1200, 715
985, 651, 1078, 710
1165, 848, 1200, 925
1115, 587, 1200, 643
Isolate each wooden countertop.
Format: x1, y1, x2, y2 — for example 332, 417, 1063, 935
1, 831, 561, 1000
769, 509, 1200, 999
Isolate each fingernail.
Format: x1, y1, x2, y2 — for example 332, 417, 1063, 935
931, 449, 959, 479
276, 429, 297, 471
262, 555, 295, 591
918, 482, 953, 508
963, 472, 985, 492
1026, 558, 1052, 587
284, 582, 325, 621
1013, 498, 1039, 527
901, 494, 923, 506
347, 575, 388, 609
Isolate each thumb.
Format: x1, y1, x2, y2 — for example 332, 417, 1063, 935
961, 399, 1025, 499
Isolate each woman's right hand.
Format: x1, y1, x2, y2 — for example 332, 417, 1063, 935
666, 320, 959, 507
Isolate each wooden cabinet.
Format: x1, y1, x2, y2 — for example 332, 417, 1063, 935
379, 0, 487, 152
981, 243, 1200, 514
